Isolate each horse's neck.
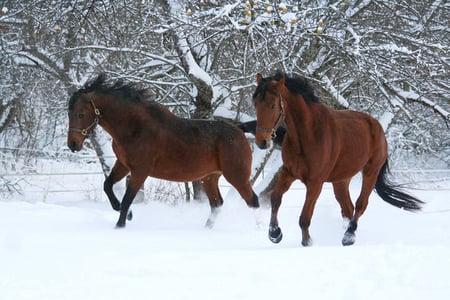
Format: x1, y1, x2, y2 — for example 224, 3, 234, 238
284, 95, 326, 148
93, 95, 143, 139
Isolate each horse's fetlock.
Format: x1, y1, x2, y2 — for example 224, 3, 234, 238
347, 220, 358, 233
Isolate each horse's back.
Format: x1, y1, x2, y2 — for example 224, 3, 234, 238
142, 117, 252, 182
333, 110, 386, 149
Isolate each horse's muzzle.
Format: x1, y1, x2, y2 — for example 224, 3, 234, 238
257, 139, 270, 150
68, 140, 82, 152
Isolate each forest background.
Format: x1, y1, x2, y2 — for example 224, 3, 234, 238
0, 0, 449, 197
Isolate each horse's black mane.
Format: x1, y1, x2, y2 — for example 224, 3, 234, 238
69, 73, 149, 111
253, 71, 319, 104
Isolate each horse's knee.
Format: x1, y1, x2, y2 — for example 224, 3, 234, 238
270, 192, 282, 209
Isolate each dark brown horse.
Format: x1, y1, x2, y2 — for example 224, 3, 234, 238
67, 74, 259, 228
252, 72, 423, 246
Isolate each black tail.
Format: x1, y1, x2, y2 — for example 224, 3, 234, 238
374, 160, 424, 211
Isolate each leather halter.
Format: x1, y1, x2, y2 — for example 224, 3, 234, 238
256, 94, 285, 138
69, 99, 101, 136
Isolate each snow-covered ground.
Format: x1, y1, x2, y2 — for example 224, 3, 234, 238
1, 170, 449, 300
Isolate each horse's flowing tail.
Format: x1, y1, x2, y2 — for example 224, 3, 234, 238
374, 160, 424, 211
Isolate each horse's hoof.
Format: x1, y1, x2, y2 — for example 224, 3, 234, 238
205, 218, 215, 229
115, 222, 126, 229
127, 210, 133, 221
268, 226, 283, 244
301, 238, 312, 247
342, 232, 356, 246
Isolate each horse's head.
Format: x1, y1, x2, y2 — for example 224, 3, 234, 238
252, 73, 286, 149
67, 92, 101, 152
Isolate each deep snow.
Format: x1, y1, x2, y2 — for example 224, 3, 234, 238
1, 173, 449, 300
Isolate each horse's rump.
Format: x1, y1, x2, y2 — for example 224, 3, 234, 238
326, 110, 387, 181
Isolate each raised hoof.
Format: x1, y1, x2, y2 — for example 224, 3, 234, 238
342, 232, 356, 246
204, 218, 215, 229
127, 210, 133, 221
268, 226, 283, 244
205, 208, 220, 229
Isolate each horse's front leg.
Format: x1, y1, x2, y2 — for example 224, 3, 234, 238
299, 181, 324, 246
116, 172, 146, 228
268, 167, 295, 243
104, 160, 129, 211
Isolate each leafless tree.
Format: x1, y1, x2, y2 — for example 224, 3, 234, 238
1, 0, 448, 195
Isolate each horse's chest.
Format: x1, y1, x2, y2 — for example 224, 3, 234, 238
281, 145, 308, 179
112, 141, 126, 159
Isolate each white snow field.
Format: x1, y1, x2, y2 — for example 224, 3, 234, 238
1, 173, 449, 300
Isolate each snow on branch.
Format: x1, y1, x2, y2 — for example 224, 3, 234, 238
392, 85, 450, 125
345, 0, 371, 18
12, 50, 60, 78
67, 45, 182, 72
321, 75, 349, 108
379, 81, 411, 119
177, 37, 212, 86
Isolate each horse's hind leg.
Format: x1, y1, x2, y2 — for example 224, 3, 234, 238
222, 170, 259, 209
332, 179, 354, 221
342, 171, 379, 246
104, 160, 129, 211
224, 173, 262, 227
201, 174, 223, 228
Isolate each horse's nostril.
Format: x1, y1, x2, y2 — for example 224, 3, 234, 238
68, 141, 80, 152
258, 139, 268, 150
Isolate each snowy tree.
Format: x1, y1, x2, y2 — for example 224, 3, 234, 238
0, 0, 449, 195
178, 0, 449, 167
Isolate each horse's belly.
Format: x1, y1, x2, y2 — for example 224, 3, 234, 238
326, 150, 372, 182
148, 155, 221, 182
327, 163, 364, 182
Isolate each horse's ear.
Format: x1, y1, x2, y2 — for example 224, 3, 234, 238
256, 73, 263, 85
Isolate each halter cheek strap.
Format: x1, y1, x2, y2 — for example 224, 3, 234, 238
256, 94, 285, 138
69, 99, 101, 136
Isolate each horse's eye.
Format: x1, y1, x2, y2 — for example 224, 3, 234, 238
78, 113, 84, 119
270, 104, 275, 110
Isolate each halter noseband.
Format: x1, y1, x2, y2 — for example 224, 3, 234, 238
69, 99, 101, 136
256, 94, 285, 138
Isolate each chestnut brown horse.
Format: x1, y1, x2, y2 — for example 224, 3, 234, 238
253, 72, 423, 246
67, 74, 259, 228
